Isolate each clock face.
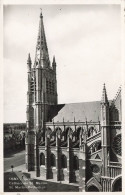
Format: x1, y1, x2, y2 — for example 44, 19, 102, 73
112, 134, 121, 156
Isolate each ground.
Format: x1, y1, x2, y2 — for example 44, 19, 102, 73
4, 149, 79, 192
4, 149, 25, 171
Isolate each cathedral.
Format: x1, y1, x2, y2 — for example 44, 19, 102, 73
25, 11, 122, 192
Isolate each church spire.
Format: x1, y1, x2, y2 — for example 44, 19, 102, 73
101, 83, 108, 104
34, 10, 50, 68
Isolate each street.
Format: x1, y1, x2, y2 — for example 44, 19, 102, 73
4, 150, 25, 171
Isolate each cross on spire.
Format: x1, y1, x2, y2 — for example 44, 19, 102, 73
40, 8, 43, 18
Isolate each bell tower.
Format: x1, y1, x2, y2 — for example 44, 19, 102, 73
34, 11, 58, 127
25, 11, 58, 175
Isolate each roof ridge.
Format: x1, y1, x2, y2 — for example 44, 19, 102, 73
58, 100, 101, 105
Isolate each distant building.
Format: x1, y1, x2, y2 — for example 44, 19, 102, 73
25, 12, 122, 192
4, 123, 26, 133
4, 123, 26, 151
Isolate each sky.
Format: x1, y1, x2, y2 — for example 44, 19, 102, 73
3, 4, 122, 123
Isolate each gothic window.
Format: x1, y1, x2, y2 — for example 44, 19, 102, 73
73, 156, 79, 170
50, 153, 56, 167
91, 164, 100, 173
30, 77, 34, 93
29, 107, 34, 127
52, 82, 54, 94
112, 177, 122, 192
46, 80, 55, 95
40, 153, 45, 165
50, 81, 52, 94
112, 134, 121, 156
61, 154, 67, 168
49, 81, 51, 94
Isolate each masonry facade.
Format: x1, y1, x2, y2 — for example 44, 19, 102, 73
25, 12, 122, 192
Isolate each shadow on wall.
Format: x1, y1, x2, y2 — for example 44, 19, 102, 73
48, 104, 65, 122
109, 105, 119, 121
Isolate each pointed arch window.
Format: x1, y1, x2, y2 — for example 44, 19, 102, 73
46, 80, 55, 95
112, 134, 121, 156
30, 77, 36, 101
76, 127, 82, 140
30, 77, 34, 93
73, 155, 79, 170
50, 153, 56, 167
40, 153, 45, 165
61, 154, 67, 168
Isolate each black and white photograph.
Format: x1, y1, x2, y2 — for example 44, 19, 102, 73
3, 2, 124, 192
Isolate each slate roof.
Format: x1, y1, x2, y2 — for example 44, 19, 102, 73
49, 101, 104, 122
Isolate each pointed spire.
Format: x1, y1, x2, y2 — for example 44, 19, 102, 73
52, 56, 56, 65
52, 56, 56, 71
27, 53, 32, 71
34, 11, 50, 68
27, 53, 31, 63
101, 83, 108, 103
53, 56, 55, 63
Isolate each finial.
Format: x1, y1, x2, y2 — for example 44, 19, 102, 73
52, 56, 56, 64
27, 53, 31, 71
40, 8, 43, 18
52, 55, 56, 70
27, 53, 31, 64
101, 83, 108, 103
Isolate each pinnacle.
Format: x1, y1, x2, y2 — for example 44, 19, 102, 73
53, 56, 56, 63
27, 53, 31, 63
101, 83, 108, 103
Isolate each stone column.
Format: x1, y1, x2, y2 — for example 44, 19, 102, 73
67, 131, 73, 183
56, 129, 61, 181
79, 143, 86, 192
79, 129, 86, 192
45, 131, 50, 179
34, 132, 40, 177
